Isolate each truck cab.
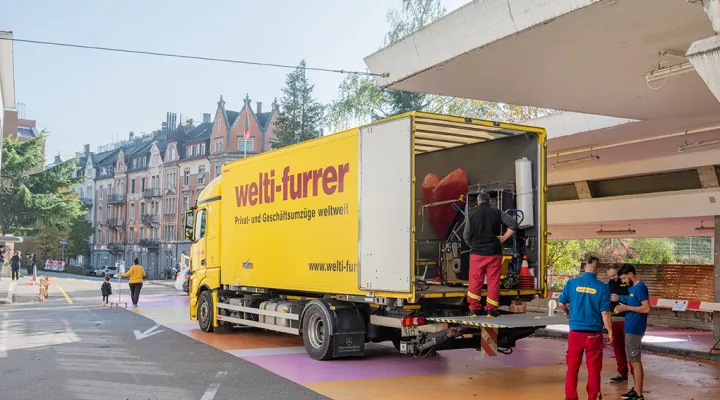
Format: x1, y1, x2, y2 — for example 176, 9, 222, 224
185, 176, 222, 325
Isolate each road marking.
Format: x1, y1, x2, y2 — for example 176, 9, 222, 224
0, 312, 8, 357
133, 324, 165, 340
56, 285, 73, 304
200, 371, 227, 400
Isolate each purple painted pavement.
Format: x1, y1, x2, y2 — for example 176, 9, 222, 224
240, 338, 602, 384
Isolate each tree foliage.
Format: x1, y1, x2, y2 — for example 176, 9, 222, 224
326, 0, 554, 132
0, 133, 85, 235
270, 60, 326, 149
67, 217, 94, 260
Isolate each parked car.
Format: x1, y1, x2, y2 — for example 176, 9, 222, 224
94, 265, 119, 277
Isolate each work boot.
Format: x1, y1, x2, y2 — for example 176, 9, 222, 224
486, 309, 500, 318
621, 387, 638, 399
469, 309, 486, 318
610, 373, 628, 383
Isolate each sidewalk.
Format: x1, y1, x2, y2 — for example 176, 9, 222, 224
535, 324, 720, 362
147, 280, 180, 289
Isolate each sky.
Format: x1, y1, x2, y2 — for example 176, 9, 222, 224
1, 0, 471, 161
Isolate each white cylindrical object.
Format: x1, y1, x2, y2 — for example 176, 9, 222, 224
514, 157, 535, 229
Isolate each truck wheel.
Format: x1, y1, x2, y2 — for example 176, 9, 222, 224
302, 303, 334, 360
198, 291, 214, 333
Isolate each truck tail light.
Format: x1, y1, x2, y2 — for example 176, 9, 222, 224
401, 316, 426, 327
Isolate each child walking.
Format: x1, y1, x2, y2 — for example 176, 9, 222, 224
101, 274, 112, 306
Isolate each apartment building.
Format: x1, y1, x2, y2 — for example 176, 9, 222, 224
74, 96, 277, 277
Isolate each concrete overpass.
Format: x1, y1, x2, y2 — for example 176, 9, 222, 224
363, 0, 720, 338
363, 0, 720, 240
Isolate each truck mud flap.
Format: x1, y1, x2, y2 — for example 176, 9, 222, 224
305, 299, 367, 358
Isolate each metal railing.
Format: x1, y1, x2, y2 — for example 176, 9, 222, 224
141, 213, 160, 226
139, 239, 160, 248
143, 187, 162, 198
106, 218, 125, 228
107, 194, 126, 204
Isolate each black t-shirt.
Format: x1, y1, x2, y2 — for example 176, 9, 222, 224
608, 278, 631, 317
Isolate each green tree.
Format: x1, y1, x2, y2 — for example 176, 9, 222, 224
0, 133, 85, 235
67, 217, 94, 260
270, 60, 326, 149
326, 0, 553, 131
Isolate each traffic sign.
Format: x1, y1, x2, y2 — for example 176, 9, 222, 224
59, 241, 68, 245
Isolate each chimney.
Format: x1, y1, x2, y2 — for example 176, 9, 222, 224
84, 144, 90, 156
256, 102, 262, 114
203, 113, 211, 123
129, 131, 135, 141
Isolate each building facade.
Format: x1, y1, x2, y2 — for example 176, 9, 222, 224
74, 96, 277, 278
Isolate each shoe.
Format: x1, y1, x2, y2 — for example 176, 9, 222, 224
469, 310, 486, 318
486, 310, 500, 318
132, 304, 138, 308
621, 387, 638, 399
628, 395, 644, 400
610, 373, 628, 383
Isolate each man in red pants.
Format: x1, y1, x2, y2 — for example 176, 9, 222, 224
558, 256, 614, 400
462, 192, 518, 318
606, 264, 631, 383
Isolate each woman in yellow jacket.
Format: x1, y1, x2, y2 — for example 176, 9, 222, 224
122, 258, 146, 308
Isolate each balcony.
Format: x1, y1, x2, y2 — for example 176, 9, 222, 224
97, 168, 115, 179
107, 194, 126, 205
109, 242, 124, 252
139, 239, 160, 249
106, 218, 125, 228
141, 213, 160, 226
143, 187, 162, 198
80, 198, 93, 208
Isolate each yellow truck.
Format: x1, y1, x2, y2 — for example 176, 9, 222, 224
184, 112, 566, 360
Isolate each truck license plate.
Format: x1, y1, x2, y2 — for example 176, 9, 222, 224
401, 325, 418, 337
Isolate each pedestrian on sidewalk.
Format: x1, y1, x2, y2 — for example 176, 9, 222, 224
557, 256, 613, 400
10, 250, 21, 281
0, 245, 5, 281
121, 258, 146, 308
606, 264, 632, 383
101, 274, 112, 306
613, 264, 651, 400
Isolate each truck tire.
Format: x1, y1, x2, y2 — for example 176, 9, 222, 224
198, 291, 214, 333
302, 303, 334, 360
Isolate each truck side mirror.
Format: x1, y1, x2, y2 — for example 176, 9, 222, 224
184, 209, 195, 241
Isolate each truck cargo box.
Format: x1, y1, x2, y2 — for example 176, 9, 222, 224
206, 112, 546, 304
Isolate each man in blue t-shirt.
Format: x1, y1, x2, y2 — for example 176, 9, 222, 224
612, 264, 651, 400
557, 256, 613, 400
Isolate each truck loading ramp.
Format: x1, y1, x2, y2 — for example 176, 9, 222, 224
427, 313, 568, 329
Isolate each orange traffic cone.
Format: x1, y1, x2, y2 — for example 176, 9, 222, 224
518, 256, 534, 289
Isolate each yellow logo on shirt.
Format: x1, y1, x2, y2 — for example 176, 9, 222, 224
576, 286, 597, 294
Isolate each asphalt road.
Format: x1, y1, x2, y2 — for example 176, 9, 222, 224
0, 276, 326, 400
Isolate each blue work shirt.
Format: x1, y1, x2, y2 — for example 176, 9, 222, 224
619, 281, 650, 336
558, 272, 612, 332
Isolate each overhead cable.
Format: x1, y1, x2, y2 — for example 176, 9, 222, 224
0, 37, 389, 78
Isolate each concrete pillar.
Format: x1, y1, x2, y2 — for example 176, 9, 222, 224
688, 1, 720, 103
715, 215, 720, 342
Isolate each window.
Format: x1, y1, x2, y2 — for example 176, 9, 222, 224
217, 118, 221, 129
238, 137, 255, 152
140, 202, 145, 215
130, 203, 135, 220
183, 169, 190, 186
201, 143, 206, 155
98, 206, 103, 221
182, 196, 189, 212
129, 228, 135, 243
214, 139, 223, 153
131, 179, 135, 194
133, 159, 138, 169
99, 186, 104, 199
198, 166, 206, 184
141, 177, 146, 191
169, 146, 176, 160
215, 165, 221, 178
186, 147, 192, 158
194, 209, 207, 240
142, 157, 147, 167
